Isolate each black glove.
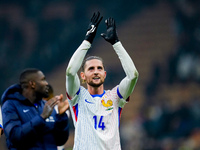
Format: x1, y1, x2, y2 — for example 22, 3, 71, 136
85, 12, 103, 44
101, 17, 119, 45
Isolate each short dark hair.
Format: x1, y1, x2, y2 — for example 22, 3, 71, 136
19, 68, 40, 88
81, 56, 104, 72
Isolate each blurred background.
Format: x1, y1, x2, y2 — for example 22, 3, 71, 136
1, 0, 200, 149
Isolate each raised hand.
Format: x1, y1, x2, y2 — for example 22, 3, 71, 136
85, 12, 103, 44
101, 17, 119, 45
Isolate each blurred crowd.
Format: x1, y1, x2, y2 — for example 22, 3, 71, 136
120, 0, 200, 149
168, 0, 200, 84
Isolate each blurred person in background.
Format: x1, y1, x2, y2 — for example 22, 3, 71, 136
1, 68, 69, 150
66, 12, 139, 150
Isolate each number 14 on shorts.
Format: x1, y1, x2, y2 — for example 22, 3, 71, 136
93, 115, 105, 130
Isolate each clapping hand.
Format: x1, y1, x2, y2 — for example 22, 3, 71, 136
41, 96, 59, 119
56, 94, 69, 115
41, 94, 69, 119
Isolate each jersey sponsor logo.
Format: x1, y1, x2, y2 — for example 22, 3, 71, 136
23, 109, 29, 113
85, 99, 94, 104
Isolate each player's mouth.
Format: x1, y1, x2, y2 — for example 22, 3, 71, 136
93, 77, 100, 81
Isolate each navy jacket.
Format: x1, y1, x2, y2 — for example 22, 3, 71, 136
1, 84, 69, 150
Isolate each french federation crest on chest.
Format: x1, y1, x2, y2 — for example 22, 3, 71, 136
101, 96, 113, 111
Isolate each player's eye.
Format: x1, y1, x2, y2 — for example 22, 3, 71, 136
88, 67, 94, 70
98, 66, 103, 70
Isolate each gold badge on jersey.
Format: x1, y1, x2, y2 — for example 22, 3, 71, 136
101, 97, 113, 111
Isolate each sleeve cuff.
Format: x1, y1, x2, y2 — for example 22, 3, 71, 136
83, 40, 92, 47
112, 41, 121, 48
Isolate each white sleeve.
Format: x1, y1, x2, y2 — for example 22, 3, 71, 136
113, 41, 139, 100
66, 40, 91, 98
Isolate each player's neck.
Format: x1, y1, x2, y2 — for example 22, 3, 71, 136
87, 84, 104, 95
22, 90, 38, 104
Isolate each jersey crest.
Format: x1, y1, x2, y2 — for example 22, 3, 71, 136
101, 96, 113, 111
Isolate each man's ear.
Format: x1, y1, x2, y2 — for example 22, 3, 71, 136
104, 71, 107, 79
80, 72, 85, 80
29, 81, 35, 89
80, 72, 86, 84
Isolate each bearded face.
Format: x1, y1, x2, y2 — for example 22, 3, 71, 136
32, 71, 49, 99
81, 59, 106, 88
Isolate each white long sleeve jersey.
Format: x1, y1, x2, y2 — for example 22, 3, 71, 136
66, 40, 138, 150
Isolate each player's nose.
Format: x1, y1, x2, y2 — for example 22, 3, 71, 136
94, 68, 99, 74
